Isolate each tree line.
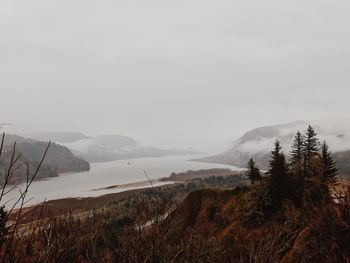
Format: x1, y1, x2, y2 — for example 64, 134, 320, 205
247, 125, 339, 205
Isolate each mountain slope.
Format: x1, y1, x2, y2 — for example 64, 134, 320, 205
334, 150, 350, 178
26, 132, 90, 143
165, 182, 350, 262
30, 132, 195, 162
197, 121, 350, 174
0, 134, 90, 184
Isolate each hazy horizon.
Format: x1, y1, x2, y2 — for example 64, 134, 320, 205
1, 0, 350, 151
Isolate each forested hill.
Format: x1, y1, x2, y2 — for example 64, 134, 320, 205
197, 121, 350, 177
0, 134, 90, 184
28, 132, 196, 162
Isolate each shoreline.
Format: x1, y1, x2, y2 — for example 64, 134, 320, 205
90, 179, 172, 191
11, 169, 245, 222
4, 154, 243, 209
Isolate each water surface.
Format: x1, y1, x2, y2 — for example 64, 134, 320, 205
4, 154, 243, 207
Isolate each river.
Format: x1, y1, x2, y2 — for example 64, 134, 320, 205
3, 154, 244, 207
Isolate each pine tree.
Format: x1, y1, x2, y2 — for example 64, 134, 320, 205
289, 131, 305, 203
321, 141, 339, 182
268, 140, 289, 204
303, 125, 320, 176
247, 158, 261, 184
269, 140, 282, 169
290, 131, 304, 173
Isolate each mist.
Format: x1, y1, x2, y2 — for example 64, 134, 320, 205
1, 0, 350, 152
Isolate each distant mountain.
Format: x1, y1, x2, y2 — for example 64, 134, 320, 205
94, 134, 138, 148
0, 134, 90, 184
26, 132, 90, 143
196, 121, 350, 176
28, 132, 195, 163
334, 150, 350, 178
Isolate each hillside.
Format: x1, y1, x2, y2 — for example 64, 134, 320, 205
28, 132, 195, 162
155, 125, 350, 261
26, 132, 90, 143
164, 181, 350, 262
2, 125, 350, 262
197, 121, 350, 176
0, 134, 90, 184
335, 150, 350, 178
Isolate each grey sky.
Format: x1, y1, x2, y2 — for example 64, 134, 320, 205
1, 0, 350, 151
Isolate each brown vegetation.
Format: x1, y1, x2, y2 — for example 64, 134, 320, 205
1, 126, 350, 262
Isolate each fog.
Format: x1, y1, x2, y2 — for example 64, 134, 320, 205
1, 0, 350, 152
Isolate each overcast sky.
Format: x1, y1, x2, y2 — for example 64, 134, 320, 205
1, 0, 350, 151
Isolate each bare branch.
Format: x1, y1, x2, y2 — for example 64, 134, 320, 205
143, 169, 154, 188
0, 132, 5, 157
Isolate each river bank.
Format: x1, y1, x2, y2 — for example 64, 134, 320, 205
11, 169, 246, 223
4, 154, 244, 208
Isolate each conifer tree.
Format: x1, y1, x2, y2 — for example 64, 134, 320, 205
247, 158, 261, 184
290, 131, 304, 173
269, 140, 282, 169
289, 131, 305, 203
268, 140, 289, 204
321, 141, 339, 181
303, 125, 320, 176
303, 125, 320, 157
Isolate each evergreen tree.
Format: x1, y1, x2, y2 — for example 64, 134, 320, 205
269, 140, 282, 169
321, 141, 339, 181
289, 131, 305, 204
268, 141, 289, 204
303, 125, 320, 176
290, 131, 304, 173
247, 158, 261, 184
